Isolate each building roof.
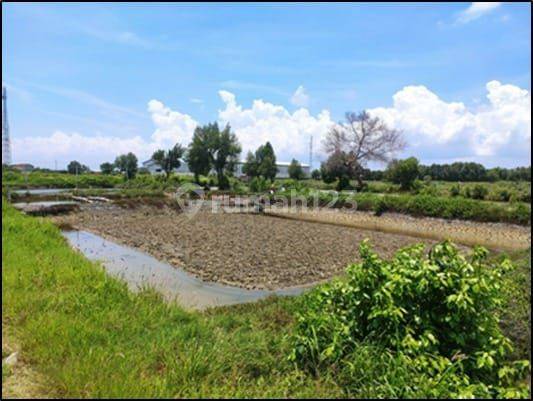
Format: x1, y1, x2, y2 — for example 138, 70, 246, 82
142, 158, 309, 168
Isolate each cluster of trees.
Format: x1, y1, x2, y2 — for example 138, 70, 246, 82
242, 142, 278, 180
337, 163, 532, 185
68, 110, 529, 191
186, 123, 241, 189
419, 163, 531, 182
67, 160, 90, 175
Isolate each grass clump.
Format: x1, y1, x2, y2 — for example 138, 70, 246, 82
290, 240, 530, 398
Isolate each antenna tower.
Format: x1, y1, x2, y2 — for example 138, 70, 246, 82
2, 87, 12, 165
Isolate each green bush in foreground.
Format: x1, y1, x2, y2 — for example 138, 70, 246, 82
291, 241, 530, 398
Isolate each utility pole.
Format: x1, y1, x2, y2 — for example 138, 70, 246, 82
2, 86, 12, 166
309, 135, 313, 172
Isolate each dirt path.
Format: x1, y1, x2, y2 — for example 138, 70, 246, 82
264, 207, 531, 252
54, 204, 444, 290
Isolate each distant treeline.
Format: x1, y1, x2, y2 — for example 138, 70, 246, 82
361, 162, 531, 182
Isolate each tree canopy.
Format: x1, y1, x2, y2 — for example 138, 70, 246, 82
152, 144, 185, 179
288, 159, 305, 180
99, 162, 115, 175
323, 111, 405, 188
67, 160, 90, 175
186, 126, 212, 182
114, 152, 138, 180
386, 157, 420, 190
186, 122, 241, 189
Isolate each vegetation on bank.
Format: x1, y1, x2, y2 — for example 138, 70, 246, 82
2, 202, 530, 398
2, 201, 340, 398
267, 189, 531, 225
2, 170, 123, 189
291, 241, 530, 398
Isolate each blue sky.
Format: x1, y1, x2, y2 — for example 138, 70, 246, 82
2, 2, 531, 170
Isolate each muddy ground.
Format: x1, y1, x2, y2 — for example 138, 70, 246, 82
54, 204, 444, 290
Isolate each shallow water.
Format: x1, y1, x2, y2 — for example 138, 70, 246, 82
12, 188, 72, 195
62, 230, 308, 310
12, 188, 120, 195
13, 201, 79, 207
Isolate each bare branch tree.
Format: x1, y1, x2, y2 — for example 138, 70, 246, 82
322, 111, 405, 188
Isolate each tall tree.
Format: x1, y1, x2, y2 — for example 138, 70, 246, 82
242, 151, 259, 178
186, 126, 212, 182
99, 162, 115, 175
323, 111, 405, 188
67, 160, 89, 174
320, 150, 360, 190
114, 152, 138, 180
152, 144, 185, 179
187, 122, 241, 189
256, 142, 278, 180
288, 158, 305, 180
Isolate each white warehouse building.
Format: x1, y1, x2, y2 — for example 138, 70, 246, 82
142, 159, 310, 179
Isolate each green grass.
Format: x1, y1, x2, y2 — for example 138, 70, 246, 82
2, 170, 123, 189
2, 200, 341, 398
498, 249, 532, 361
2, 200, 530, 397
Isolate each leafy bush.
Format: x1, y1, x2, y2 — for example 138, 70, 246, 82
450, 184, 461, 197
386, 157, 420, 190
351, 193, 530, 225
290, 241, 530, 397
472, 184, 489, 200
249, 176, 271, 192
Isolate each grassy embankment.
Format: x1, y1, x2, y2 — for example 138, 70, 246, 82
2, 200, 530, 397
1, 200, 340, 398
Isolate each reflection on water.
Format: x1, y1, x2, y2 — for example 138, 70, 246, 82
62, 230, 308, 310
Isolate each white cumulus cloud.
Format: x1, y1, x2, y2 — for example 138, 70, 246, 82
456, 2, 501, 24
218, 90, 333, 161
11, 81, 531, 170
147, 99, 198, 150
368, 80, 531, 161
290, 85, 310, 107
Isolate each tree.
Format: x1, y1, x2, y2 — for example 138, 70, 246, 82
311, 169, 321, 180
288, 159, 305, 180
323, 111, 405, 189
186, 126, 212, 183
187, 122, 241, 189
100, 162, 115, 175
255, 142, 278, 180
67, 160, 89, 175
386, 157, 420, 190
320, 150, 359, 190
114, 152, 138, 180
242, 151, 259, 178
152, 144, 185, 179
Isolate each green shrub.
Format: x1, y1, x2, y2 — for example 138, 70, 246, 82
466, 184, 489, 200
386, 157, 420, 190
249, 176, 270, 192
450, 184, 461, 197
290, 241, 530, 397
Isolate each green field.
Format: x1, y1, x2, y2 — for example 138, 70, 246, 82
2, 200, 530, 397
